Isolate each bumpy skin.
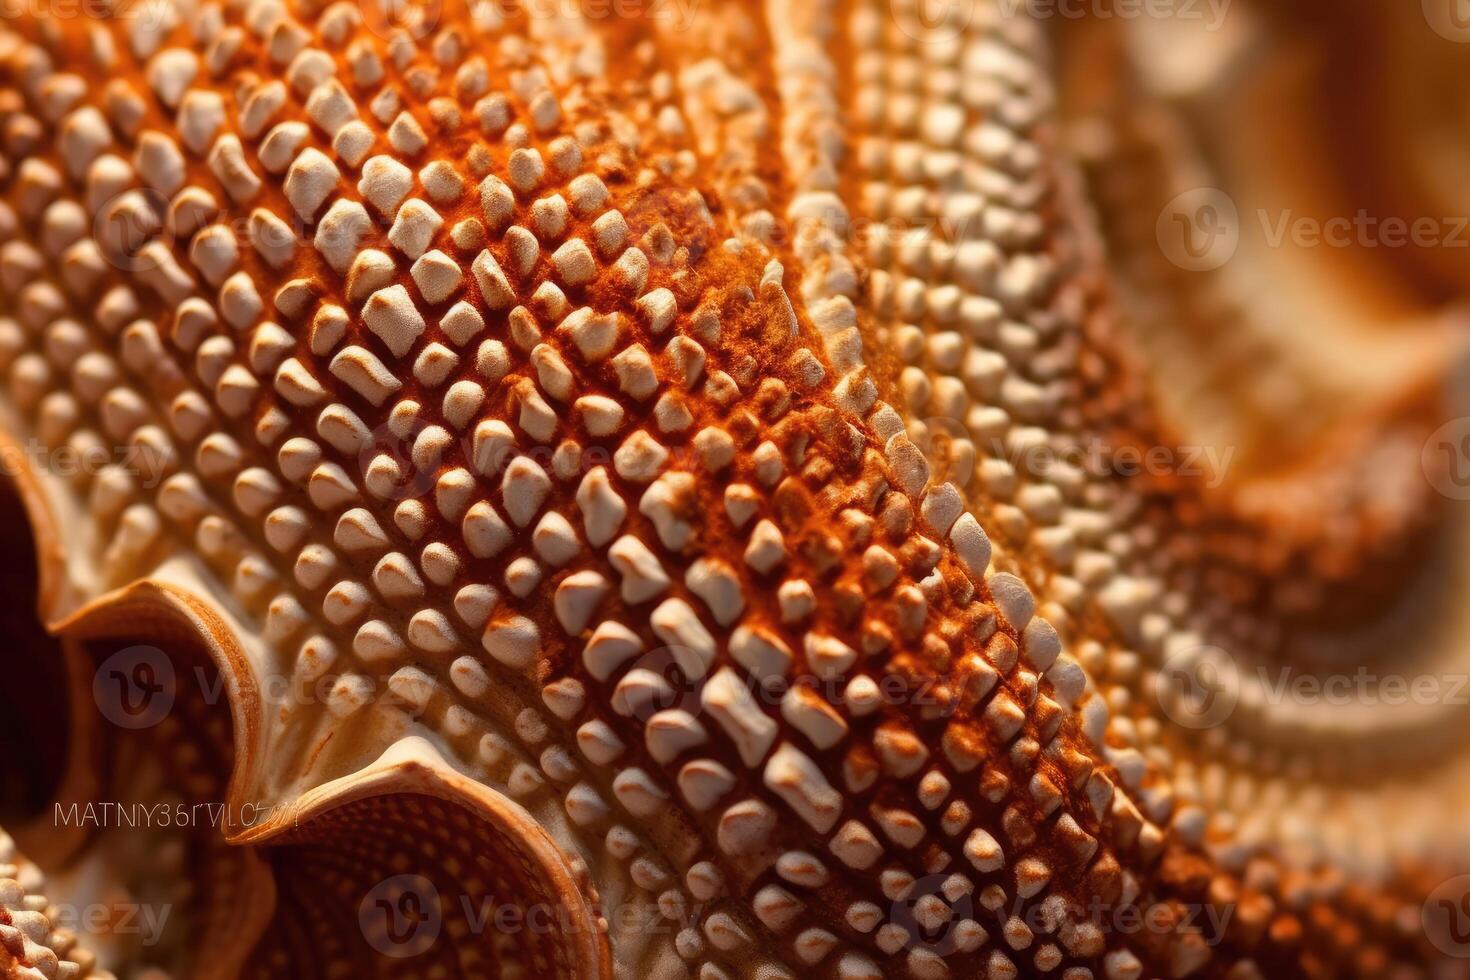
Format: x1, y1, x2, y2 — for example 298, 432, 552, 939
2, 830, 100, 980
0, 0, 1467, 978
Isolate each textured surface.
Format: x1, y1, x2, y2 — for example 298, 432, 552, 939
0, 0, 1468, 978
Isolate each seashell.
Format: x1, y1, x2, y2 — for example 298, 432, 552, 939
0, 1, 1467, 979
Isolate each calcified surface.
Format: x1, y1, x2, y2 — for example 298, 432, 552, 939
1, 0, 1469, 978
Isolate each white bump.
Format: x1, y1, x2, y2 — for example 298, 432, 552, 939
483, 615, 539, 668
283, 147, 339, 221
362, 284, 426, 358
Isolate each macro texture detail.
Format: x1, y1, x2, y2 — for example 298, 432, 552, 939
1, 0, 1469, 978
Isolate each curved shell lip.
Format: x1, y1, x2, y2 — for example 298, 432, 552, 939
0, 424, 76, 625
0, 429, 610, 974
0, 424, 271, 839
47, 576, 268, 821
7, 638, 111, 868
7, 580, 279, 978
232, 735, 614, 979
20, 578, 614, 976
0, 441, 271, 861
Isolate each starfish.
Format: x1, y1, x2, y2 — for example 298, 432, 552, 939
0, 0, 1468, 978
